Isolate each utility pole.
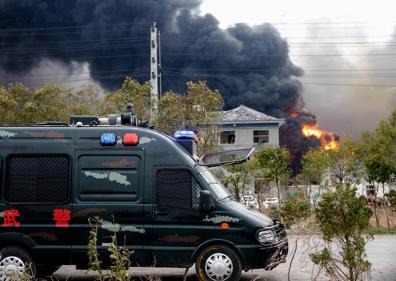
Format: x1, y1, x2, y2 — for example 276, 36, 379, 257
158, 29, 162, 99
150, 22, 159, 125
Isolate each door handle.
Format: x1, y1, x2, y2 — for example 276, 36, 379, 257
153, 210, 168, 216
101, 236, 113, 246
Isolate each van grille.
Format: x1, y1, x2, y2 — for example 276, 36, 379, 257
273, 222, 287, 242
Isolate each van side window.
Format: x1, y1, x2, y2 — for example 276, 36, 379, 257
78, 155, 140, 201
5, 155, 70, 203
156, 169, 201, 209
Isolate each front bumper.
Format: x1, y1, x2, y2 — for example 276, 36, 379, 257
238, 222, 288, 270
263, 239, 288, 270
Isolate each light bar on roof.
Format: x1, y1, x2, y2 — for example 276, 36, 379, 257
173, 130, 196, 140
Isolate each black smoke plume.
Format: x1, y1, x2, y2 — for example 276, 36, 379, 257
0, 0, 322, 171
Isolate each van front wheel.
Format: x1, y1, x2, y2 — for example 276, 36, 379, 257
195, 245, 242, 281
0, 246, 36, 280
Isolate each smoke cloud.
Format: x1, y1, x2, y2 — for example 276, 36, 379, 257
0, 0, 331, 171
0, 0, 303, 115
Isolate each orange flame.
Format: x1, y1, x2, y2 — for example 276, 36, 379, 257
302, 125, 323, 139
302, 124, 339, 151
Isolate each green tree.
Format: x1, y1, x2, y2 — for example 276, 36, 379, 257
386, 190, 396, 212
98, 77, 151, 123
311, 185, 372, 281
0, 86, 18, 125
326, 137, 364, 186
68, 83, 101, 115
253, 146, 290, 205
30, 84, 71, 124
0, 83, 102, 126
299, 148, 331, 206
280, 192, 311, 229
156, 81, 223, 156
5, 83, 34, 125
156, 91, 184, 135
359, 109, 396, 228
223, 160, 256, 202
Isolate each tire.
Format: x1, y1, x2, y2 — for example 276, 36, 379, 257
0, 246, 36, 280
195, 245, 242, 281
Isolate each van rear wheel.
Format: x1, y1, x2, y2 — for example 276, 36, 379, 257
0, 246, 36, 281
195, 245, 242, 281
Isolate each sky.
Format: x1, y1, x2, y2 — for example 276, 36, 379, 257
201, 0, 396, 137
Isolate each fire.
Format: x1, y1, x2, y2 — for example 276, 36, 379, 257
301, 124, 339, 151
302, 125, 323, 139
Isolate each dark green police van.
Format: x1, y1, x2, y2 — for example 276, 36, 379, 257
0, 121, 287, 280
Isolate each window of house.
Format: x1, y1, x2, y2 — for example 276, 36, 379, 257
5, 155, 70, 203
220, 131, 235, 144
366, 185, 376, 196
253, 130, 269, 144
157, 169, 201, 209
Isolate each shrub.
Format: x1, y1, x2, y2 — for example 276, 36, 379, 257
280, 193, 311, 228
311, 185, 372, 281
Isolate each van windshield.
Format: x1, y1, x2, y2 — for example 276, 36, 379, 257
196, 166, 233, 201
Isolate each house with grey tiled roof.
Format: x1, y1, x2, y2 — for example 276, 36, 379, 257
219, 105, 284, 151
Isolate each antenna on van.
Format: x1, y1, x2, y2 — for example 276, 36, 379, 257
120, 103, 135, 126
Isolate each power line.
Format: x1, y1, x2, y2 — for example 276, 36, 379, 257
302, 82, 396, 87
5, 51, 395, 63
0, 21, 158, 33
3, 67, 396, 88
6, 70, 396, 80
0, 53, 150, 62
0, 28, 150, 37
163, 52, 396, 57
4, 44, 396, 57
0, 43, 151, 54
1, 19, 396, 33
160, 71, 396, 87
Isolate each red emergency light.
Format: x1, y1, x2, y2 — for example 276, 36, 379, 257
123, 133, 139, 146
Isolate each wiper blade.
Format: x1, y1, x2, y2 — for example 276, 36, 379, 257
199, 147, 256, 167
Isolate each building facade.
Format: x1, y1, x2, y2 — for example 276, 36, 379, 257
218, 105, 284, 151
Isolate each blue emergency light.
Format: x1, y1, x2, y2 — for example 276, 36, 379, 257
100, 133, 117, 146
173, 130, 196, 140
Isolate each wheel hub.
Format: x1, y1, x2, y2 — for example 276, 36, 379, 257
0, 256, 25, 281
205, 253, 233, 281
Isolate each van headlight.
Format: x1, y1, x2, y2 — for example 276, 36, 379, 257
256, 229, 275, 244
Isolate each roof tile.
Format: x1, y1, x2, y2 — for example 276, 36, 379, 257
222, 105, 279, 122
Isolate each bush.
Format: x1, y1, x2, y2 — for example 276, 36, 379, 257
88, 217, 132, 281
311, 185, 372, 281
385, 190, 396, 211
280, 193, 311, 228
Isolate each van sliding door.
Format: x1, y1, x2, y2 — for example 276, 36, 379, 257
71, 150, 149, 268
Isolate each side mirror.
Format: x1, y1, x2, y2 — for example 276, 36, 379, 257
199, 190, 212, 212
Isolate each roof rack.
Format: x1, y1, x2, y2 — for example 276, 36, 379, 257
69, 103, 139, 127
34, 121, 69, 126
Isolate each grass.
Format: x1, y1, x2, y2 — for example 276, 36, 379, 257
366, 226, 396, 235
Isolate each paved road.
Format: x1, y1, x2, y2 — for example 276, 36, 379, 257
54, 235, 396, 281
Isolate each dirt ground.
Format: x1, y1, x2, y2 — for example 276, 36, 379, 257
53, 235, 396, 281
369, 207, 396, 228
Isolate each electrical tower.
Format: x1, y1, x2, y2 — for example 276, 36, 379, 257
150, 22, 160, 125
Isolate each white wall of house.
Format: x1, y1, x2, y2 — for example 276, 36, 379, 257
356, 183, 390, 198
218, 126, 280, 150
